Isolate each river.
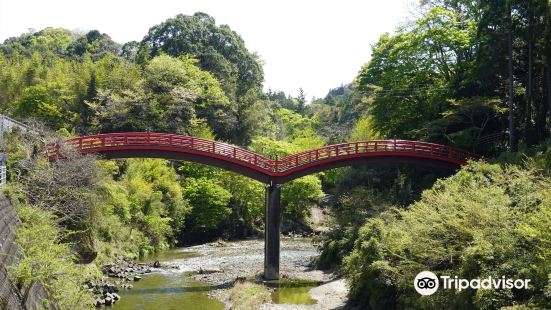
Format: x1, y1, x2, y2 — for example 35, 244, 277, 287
110, 238, 342, 309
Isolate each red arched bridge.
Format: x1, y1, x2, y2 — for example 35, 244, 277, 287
47, 132, 476, 184
47, 132, 479, 279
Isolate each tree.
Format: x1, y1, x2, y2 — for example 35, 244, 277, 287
89, 55, 234, 137
183, 177, 232, 233
138, 12, 263, 99
107, 158, 189, 249
356, 7, 477, 139
66, 30, 120, 59
14, 85, 68, 128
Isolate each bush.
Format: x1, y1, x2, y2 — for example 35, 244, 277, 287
12, 203, 97, 309
343, 161, 551, 309
183, 177, 232, 232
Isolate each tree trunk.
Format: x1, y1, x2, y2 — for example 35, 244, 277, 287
548, 66, 551, 135
507, 0, 517, 151
526, 0, 534, 144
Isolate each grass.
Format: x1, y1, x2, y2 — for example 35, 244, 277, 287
229, 281, 271, 310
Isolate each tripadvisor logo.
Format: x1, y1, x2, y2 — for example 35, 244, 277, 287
414, 271, 439, 295
414, 271, 531, 296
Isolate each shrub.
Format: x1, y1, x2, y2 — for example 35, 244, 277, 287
13, 203, 97, 309
343, 161, 551, 309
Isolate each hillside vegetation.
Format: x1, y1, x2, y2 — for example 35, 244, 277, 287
1, 1, 550, 308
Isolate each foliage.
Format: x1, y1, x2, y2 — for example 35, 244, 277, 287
349, 116, 381, 141
182, 177, 232, 233
275, 108, 325, 149
309, 84, 364, 143
66, 30, 120, 59
249, 137, 324, 228
356, 7, 476, 139
10, 202, 97, 310
343, 161, 551, 309
0, 27, 74, 57
106, 159, 189, 251
316, 164, 442, 270
89, 54, 233, 138
13, 85, 68, 128
177, 162, 265, 238
138, 12, 263, 99
356, 1, 551, 151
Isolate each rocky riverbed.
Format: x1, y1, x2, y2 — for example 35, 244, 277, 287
91, 260, 160, 307
151, 238, 348, 309
100, 238, 348, 309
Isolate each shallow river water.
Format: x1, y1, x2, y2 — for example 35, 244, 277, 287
111, 238, 320, 309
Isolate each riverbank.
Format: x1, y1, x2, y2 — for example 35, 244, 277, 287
152, 238, 348, 309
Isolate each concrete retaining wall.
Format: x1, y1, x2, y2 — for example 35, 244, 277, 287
0, 193, 52, 310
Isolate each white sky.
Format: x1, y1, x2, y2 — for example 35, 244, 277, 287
0, 0, 413, 100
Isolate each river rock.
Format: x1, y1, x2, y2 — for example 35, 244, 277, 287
199, 268, 222, 274
93, 298, 104, 308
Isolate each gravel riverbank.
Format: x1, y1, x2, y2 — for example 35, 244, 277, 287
155, 238, 348, 309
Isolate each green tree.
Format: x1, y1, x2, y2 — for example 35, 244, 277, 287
356, 7, 477, 139
14, 85, 68, 128
183, 177, 232, 232
66, 30, 120, 59
106, 159, 188, 251
138, 12, 263, 99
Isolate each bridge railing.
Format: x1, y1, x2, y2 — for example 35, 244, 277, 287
48, 133, 478, 174
47, 132, 275, 171
276, 140, 477, 172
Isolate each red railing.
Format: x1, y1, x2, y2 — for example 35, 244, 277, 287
275, 140, 476, 172
47, 132, 274, 171
47, 133, 478, 174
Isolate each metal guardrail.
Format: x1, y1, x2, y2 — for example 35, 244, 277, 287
48, 132, 479, 174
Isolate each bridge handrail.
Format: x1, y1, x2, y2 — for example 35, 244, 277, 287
47, 132, 275, 171
276, 140, 478, 172
48, 133, 480, 173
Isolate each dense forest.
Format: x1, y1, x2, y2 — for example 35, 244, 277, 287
1, 0, 551, 309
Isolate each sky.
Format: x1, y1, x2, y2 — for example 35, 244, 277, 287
0, 0, 414, 100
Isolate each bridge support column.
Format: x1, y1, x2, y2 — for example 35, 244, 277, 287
264, 183, 281, 280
